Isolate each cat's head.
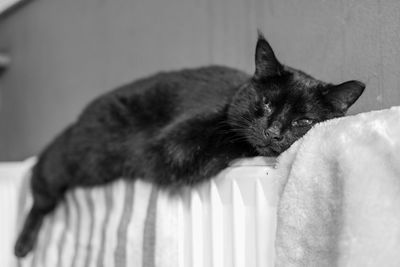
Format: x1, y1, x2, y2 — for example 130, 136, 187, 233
228, 33, 365, 156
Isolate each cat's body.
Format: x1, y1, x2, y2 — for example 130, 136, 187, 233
36, 66, 255, 189
15, 34, 365, 257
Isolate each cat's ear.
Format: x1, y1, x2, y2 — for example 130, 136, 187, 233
324, 80, 365, 113
254, 32, 282, 79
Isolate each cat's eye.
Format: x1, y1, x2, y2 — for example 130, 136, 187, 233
292, 118, 314, 127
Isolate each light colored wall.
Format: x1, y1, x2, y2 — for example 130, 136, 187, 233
0, 0, 399, 160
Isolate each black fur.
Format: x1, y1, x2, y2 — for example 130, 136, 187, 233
14, 33, 365, 257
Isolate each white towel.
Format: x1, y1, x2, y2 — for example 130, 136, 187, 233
275, 106, 400, 267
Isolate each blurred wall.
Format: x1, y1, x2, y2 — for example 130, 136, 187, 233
0, 0, 399, 160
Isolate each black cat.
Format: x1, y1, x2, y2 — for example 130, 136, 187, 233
14, 33, 365, 257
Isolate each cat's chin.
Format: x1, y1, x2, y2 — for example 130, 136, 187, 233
255, 146, 281, 157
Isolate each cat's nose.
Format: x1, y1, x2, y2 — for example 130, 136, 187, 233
269, 121, 282, 134
263, 129, 283, 141
271, 135, 283, 142
265, 122, 281, 137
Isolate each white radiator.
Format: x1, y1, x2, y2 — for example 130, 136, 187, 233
177, 157, 279, 267
5, 157, 280, 267
0, 159, 34, 267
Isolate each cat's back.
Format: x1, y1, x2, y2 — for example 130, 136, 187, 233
78, 66, 250, 125
116, 65, 249, 107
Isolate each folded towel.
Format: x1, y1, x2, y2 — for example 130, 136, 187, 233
275, 107, 400, 267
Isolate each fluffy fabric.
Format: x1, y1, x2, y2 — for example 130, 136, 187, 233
275, 106, 400, 266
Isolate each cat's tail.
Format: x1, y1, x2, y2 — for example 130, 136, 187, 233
14, 161, 65, 258
14, 205, 46, 257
